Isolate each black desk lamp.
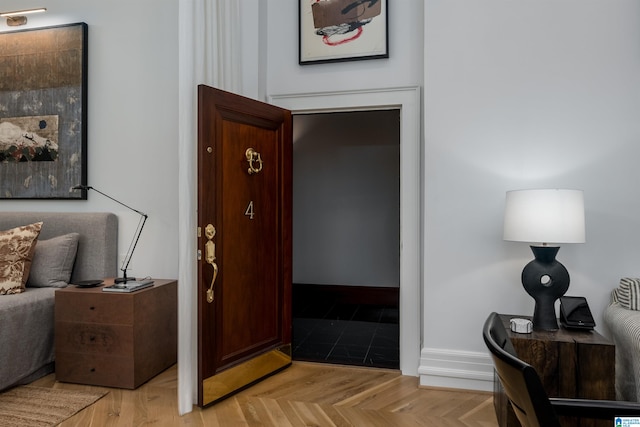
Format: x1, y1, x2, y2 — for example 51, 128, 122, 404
73, 185, 148, 284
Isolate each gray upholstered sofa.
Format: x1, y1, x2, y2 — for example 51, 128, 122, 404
603, 277, 640, 402
0, 212, 117, 390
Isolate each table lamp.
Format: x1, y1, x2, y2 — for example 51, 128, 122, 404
503, 189, 585, 331
73, 185, 148, 286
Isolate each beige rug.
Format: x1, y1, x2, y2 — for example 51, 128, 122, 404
0, 385, 107, 426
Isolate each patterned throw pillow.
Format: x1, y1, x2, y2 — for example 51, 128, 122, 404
0, 222, 43, 295
618, 277, 640, 311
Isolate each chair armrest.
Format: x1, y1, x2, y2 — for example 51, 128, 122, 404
550, 397, 640, 420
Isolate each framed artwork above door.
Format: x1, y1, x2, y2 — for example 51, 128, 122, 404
299, 0, 389, 65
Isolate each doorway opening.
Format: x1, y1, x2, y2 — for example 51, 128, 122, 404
269, 86, 421, 376
291, 110, 400, 369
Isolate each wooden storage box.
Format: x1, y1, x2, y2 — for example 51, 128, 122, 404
54, 279, 177, 389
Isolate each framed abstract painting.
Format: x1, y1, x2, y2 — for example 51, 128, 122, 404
299, 0, 388, 65
0, 23, 88, 199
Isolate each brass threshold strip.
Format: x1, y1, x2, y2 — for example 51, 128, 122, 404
202, 345, 291, 406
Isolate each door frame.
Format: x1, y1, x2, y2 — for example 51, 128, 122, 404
269, 86, 421, 376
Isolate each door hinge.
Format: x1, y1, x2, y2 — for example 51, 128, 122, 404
197, 226, 202, 238
197, 249, 202, 261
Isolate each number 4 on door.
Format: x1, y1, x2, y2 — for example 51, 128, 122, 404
245, 201, 255, 220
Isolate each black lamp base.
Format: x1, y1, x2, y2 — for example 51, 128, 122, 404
522, 245, 570, 331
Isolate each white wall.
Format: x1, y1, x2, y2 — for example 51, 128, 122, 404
0, 0, 180, 282
267, 0, 640, 391
292, 111, 400, 287
266, 0, 424, 95
421, 0, 640, 389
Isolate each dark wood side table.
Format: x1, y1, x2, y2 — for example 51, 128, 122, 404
54, 279, 177, 389
494, 314, 615, 427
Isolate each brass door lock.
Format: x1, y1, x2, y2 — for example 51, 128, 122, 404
204, 224, 218, 303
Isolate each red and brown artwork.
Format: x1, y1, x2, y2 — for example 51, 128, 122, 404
311, 0, 382, 46
300, 0, 388, 64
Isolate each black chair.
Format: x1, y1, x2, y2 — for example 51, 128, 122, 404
483, 311, 640, 427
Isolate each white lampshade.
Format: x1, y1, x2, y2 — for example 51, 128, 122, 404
503, 189, 586, 245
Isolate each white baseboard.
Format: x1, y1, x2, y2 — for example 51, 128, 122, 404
418, 348, 495, 392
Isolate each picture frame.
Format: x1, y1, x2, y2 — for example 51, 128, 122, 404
299, 0, 388, 65
0, 23, 88, 199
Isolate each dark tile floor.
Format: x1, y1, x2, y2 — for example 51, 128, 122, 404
292, 300, 400, 369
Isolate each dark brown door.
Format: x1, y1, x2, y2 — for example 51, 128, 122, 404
197, 85, 292, 407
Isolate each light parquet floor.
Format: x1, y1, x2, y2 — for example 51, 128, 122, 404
31, 362, 499, 426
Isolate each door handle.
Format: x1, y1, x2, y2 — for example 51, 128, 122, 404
245, 148, 263, 175
204, 224, 218, 303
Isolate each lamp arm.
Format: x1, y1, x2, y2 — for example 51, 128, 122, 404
78, 185, 147, 217
120, 213, 148, 277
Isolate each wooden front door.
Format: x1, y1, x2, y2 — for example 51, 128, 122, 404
197, 85, 292, 407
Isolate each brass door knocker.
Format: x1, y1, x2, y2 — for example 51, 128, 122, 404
245, 148, 263, 175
